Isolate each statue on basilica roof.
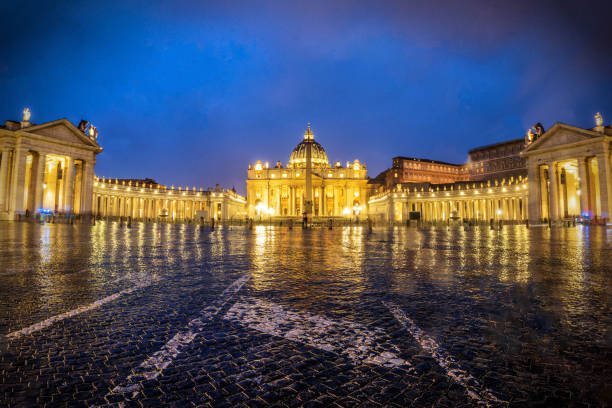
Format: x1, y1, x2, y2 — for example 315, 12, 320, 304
22, 108, 31, 122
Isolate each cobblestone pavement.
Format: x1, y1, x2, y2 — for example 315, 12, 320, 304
1, 221, 612, 407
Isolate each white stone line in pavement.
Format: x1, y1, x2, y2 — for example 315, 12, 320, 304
383, 301, 505, 407
6, 277, 159, 340
110, 275, 250, 396
224, 298, 409, 368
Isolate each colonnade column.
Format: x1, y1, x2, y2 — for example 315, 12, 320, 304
526, 163, 540, 221
81, 160, 94, 215
0, 150, 9, 211
387, 195, 394, 222
32, 153, 46, 211
63, 157, 74, 213
8, 147, 28, 215
597, 151, 612, 220
548, 162, 560, 221
577, 157, 591, 217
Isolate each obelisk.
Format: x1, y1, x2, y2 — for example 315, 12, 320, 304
304, 124, 313, 223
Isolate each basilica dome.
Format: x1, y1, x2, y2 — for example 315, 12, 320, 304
288, 124, 330, 168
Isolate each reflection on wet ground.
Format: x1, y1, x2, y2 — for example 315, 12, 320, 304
1, 221, 611, 407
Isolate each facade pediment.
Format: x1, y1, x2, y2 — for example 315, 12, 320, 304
21, 119, 100, 149
523, 123, 599, 154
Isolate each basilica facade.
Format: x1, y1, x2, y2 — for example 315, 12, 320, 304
246, 125, 370, 219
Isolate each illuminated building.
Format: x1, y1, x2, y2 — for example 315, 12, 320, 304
369, 115, 612, 224
246, 124, 369, 218
0, 112, 101, 220
0, 112, 245, 221
2, 111, 610, 225
523, 119, 612, 222
91, 179, 246, 221
377, 157, 468, 188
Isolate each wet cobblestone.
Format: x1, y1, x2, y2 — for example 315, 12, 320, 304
1, 221, 612, 406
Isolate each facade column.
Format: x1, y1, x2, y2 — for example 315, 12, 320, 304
319, 185, 325, 217
577, 157, 591, 217
548, 162, 560, 221
597, 151, 612, 221
32, 153, 46, 212
321, 184, 326, 216
0, 150, 10, 211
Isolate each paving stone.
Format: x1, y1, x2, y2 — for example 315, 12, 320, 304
1, 223, 611, 406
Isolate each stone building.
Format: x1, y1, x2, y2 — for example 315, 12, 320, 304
377, 157, 468, 189
369, 115, 611, 224
467, 138, 527, 181
246, 125, 369, 218
0, 112, 245, 221
522, 117, 612, 222
2, 111, 610, 225
0, 112, 102, 220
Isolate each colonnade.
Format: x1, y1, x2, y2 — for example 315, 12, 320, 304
0, 148, 93, 218
408, 196, 527, 222
92, 178, 246, 221
528, 154, 611, 222
368, 182, 529, 223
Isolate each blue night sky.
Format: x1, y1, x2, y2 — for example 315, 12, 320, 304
1, 0, 611, 194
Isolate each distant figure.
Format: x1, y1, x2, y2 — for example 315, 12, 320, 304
302, 212, 308, 229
